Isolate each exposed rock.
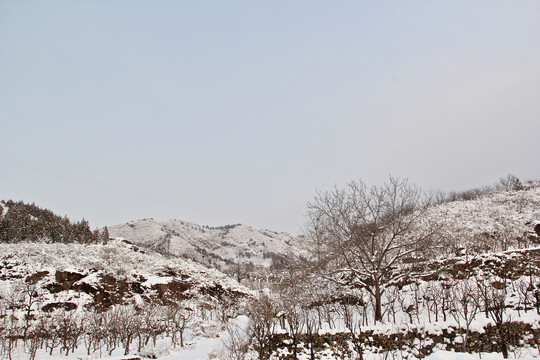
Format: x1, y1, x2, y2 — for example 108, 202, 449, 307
26, 270, 49, 283
55, 270, 86, 289
42, 301, 77, 312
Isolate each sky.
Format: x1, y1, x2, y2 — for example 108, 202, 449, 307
1, 1, 540, 234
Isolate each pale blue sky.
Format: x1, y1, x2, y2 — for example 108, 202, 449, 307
1, 1, 539, 233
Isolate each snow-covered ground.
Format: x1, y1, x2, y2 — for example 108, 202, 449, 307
3, 331, 225, 360
425, 349, 539, 360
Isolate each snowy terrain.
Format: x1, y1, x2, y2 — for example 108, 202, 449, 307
426, 184, 540, 254
1, 182, 540, 359
0, 240, 252, 360
108, 220, 313, 271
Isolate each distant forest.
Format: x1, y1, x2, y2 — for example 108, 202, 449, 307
0, 200, 109, 244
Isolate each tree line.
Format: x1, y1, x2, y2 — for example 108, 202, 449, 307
0, 200, 109, 244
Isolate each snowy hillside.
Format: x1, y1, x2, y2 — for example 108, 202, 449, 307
108, 219, 313, 271
427, 182, 540, 254
0, 239, 250, 301
0, 239, 252, 359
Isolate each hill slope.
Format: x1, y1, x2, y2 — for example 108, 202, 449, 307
0, 239, 252, 358
427, 182, 540, 254
108, 219, 312, 272
0, 239, 250, 310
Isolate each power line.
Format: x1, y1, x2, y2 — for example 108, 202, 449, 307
0, 153, 223, 216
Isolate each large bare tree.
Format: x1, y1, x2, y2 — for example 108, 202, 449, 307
307, 176, 439, 322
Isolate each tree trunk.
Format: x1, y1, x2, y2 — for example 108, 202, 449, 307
501, 340, 509, 359
374, 284, 383, 322
498, 326, 509, 359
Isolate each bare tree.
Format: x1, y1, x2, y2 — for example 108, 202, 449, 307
114, 305, 140, 355
280, 299, 304, 359
499, 174, 523, 191
26, 320, 47, 360
84, 311, 106, 356
338, 298, 365, 360
246, 294, 278, 360
222, 322, 250, 360
303, 307, 321, 360
477, 279, 511, 358
385, 286, 401, 323
166, 301, 194, 348
5, 280, 42, 341
102, 307, 120, 356
449, 281, 481, 351
54, 309, 84, 356
137, 302, 166, 350
0, 311, 21, 360
307, 176, 439, 322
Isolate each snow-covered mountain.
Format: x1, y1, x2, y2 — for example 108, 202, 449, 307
108, 220, 313, 271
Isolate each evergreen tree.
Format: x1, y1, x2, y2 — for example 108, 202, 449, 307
0, 200, 99, 245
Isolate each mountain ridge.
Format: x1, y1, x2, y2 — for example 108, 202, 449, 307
108, 218, 313, 273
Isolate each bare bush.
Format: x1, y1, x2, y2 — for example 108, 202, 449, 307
246, 294, 278, 360
477, 279, 511, 358
449, 281, 481, 351
221, 322, 250, 360
166, 301, 194, 348
499, 174, 523, 191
